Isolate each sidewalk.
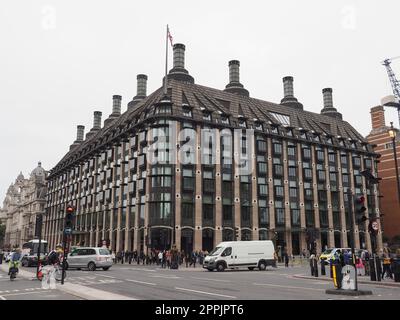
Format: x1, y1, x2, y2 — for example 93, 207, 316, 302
0, 264, 135, 300
293, 269, 400, 288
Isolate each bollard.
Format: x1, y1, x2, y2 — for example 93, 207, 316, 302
369, 258, 376, 281
321, 260, 326, 276
375, 256, 382, 281
329, 262, 333, 278
313, 259, 319, 277
393, 258, 400, 283
0, 253, 3, 264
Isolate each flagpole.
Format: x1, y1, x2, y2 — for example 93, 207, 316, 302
164, 24, 168, 96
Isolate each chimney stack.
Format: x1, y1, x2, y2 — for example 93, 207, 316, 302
112, 95, 122, 116
229, 60, 240, 84
128, 74, 148, 110
370, 106, 386, 130
224, 60, 249, 97
76, 125, 85, 142
137, 74, 148, 97
93, 111, 102, 130
168, 43, 194, 83
320, 88, 342, 119
280, 76, 303, 110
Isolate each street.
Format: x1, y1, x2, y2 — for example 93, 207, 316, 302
6, 262, 399, 300
0, 268, 82, 300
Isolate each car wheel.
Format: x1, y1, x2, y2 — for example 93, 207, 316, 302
216, 263, 225, 272
88, 262, 96, 271
102, 267, 110, 271
258, 261, 266, 271
207, 268, 213, 272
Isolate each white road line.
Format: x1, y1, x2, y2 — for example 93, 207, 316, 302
253, 283, 325, 292
150, 275, 180, 279
175, 287, 237, 299
125, 279, 157, 286
94, 274, 117, 279
190, 277, 231, 283
0, 296, 5, 300
1, 291, 44, 297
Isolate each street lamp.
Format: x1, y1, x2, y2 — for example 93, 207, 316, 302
388, 122, 400, 203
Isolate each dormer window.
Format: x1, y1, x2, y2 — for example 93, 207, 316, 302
155, 104, 172, 114
286, 128, 293, 136
183, 107, 192, 117
255, 122, 263, 131
351, 141, 356, 149
313, 134, 320, 142
203, 112, 211, 121
339, 139, 345, 147
270, 125, 279, 134
221, 116, 229, 125
239, 120, 247, 128
327, 137, 333, 144
300, 131, 307, 139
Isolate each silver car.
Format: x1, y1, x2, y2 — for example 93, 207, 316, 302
66, 247, 112, 271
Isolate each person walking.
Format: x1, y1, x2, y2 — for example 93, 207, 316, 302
283, 250, 289, 268
382, 254, 393, 279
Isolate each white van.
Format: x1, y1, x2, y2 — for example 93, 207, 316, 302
203, 240, 276, 272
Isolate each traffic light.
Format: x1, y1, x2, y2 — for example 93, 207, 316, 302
355, 195, 367, 224
235, 227, 240, 240
65, 205, 75, 229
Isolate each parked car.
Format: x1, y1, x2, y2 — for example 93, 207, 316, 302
319, 248, 351, 265
66, 247, 112, 271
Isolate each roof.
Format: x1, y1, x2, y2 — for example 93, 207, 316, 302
48, 78, 373, 178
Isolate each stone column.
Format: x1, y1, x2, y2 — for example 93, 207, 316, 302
297, 143, 307, 252
311, 145, 321, 254
348, 153, 361, 249
267, 138, 275, 237
325, 148, 335, 248
251, 135, 259, 241
215, 129, 223, 246
283, 141, 292, 255
233, 130, 241, 240
175, 122, 182, 250
337, 151, 348, 248
194, 125, 203, 250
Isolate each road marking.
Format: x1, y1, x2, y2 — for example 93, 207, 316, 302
94, 274, 117, 279
1, 291, 44, 297
0, 296, 5, 300
125, 279, 157, 286
175, 287, 237, 299
253, 283, 325, 292
190, 277, 231, 283
150, 275, 180, 279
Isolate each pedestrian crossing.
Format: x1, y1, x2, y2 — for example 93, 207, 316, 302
0, 287, 48, 294
67, 275, 123, 286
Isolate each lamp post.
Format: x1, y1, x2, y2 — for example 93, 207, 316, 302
388, 122, 400, 203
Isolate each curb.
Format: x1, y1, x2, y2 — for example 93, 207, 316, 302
0, 264, 135, 300
292, 274, 400, 288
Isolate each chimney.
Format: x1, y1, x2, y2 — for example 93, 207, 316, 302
370, 106, 387, 130
93, 111, 102, 130
229, 60, 240, 84
224, 60, 249, 97
320, 88, 342, 119
280, 76, 303, 110
76, 125, 85, 142
167, 43, 194, 83
137, 74, 147, 97
112, 95, 122, 116
128, 74, 148, 110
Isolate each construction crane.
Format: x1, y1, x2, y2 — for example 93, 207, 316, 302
382, 56, 400, 127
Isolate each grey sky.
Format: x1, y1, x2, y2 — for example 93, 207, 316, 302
1, 0, 399, 200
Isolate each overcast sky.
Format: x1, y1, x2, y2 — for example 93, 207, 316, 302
1, 0, 399, 201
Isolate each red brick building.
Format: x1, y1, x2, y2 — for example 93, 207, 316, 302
367, 106, 400, 240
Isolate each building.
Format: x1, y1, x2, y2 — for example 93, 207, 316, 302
44, 44, 382, 255
1, 163, 47, 249
366, 106, 400, 240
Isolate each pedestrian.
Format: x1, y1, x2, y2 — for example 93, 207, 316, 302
356, 256, 364, 276
185, 252, 190, 268
284, 250, 289, 268
166, 250, 171, 269
382, 254, 393, 279
309, 253, 316, 276
158, 251, 163, 266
